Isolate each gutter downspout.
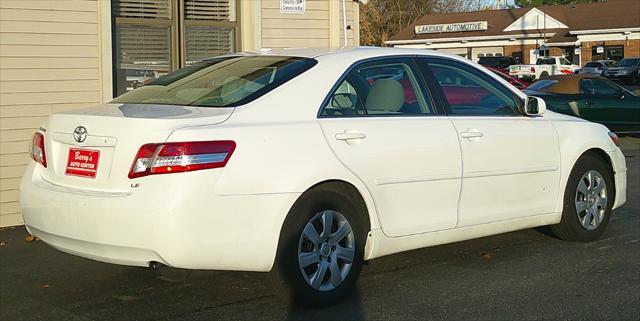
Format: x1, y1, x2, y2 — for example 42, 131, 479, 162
342, 0, 348, 47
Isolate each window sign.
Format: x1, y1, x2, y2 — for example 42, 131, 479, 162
596, 46, 604, 54
281, 0, 305, 14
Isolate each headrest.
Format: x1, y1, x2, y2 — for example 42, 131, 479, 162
365, 79, 404, 113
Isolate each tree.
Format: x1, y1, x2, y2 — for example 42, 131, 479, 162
514, 0, 596, 7
359, 0, 495, 46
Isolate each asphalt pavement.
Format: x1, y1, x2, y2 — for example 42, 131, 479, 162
1, 138, 639, 321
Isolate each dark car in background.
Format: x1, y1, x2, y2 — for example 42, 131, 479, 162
524, 74, 640, 134
578, 60, 616, 76
605, 57, 640, 84
478, 56, 518, 71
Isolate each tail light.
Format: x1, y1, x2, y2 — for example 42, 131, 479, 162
530, 66, 536, 73
129, 141, 235, 179
608, 132, 619, 146
30, 132, 47, 168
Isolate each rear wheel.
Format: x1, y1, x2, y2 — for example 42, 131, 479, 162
551, 153, 614, 242
272, 185, 367, 307
540, 71, 549, 79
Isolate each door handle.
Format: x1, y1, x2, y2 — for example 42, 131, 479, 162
460, 131, 484, 139
335, 131, 366, 141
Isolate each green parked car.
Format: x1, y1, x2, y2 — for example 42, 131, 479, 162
524, 74, 640, 134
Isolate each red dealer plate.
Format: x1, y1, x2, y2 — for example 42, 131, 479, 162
65, 148, 100, 178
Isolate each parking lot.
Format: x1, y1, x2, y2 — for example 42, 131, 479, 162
1, 137, 638, 321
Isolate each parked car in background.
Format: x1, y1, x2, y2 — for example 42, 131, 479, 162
509, 56, 579, 82
604, 57, 640, 85
525, 74, 640, 134
20, 48, 627, 307
578, 60, 617, 76
478, 56, 518, 71
486, 66, 528, 89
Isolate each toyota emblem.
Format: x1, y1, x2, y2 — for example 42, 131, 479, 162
73, 126, 88, 143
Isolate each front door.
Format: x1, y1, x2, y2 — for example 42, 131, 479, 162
318, 57, 462, 237
579, 78, 640, 132
422, 57, 561, 227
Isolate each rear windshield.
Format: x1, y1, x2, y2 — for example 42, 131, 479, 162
584, 62, 602, 67
111, 56, 317, 107
536, 58, 556, 65
527, 79, 558, 91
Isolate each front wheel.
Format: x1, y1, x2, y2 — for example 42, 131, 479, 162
272, 186, 367, 307
551, 153, 614, 242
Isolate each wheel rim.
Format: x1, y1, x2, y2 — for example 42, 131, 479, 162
297, 210, 355, 291
575, 170, 608, 231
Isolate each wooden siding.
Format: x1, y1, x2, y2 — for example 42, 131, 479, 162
261, 0, 358, 49
0, 0, 104, 227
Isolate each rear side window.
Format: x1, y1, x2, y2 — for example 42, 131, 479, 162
425, 59, 521, 116
111, 56, 317, 107
585, 62, 602, 68
320, 58, 435, 117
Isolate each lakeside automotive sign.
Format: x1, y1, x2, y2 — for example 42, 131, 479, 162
415, 21, 488, 34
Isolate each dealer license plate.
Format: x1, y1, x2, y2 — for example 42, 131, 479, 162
65, 148, 100, 178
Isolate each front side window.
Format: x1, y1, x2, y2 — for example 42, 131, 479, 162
590, 79, 621, 96
579, 79, 594, 95
111, 56, 317, 107
321, 58, 434, 117
560, 58, 571, 65
426, 59, 520, 116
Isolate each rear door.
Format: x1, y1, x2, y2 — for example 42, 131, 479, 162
318, 57, 462, 237
421, 57, 560, 227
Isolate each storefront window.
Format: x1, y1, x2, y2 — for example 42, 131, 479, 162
112, 0, 238, 96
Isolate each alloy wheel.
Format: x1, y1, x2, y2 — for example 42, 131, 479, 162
575, 170, 608, 231
297, 210, 355, 291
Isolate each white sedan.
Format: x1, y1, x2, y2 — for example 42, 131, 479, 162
21, 47, 627, 306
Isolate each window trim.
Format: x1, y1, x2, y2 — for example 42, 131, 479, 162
420, 57, 525, 117
317, 55, 445, 119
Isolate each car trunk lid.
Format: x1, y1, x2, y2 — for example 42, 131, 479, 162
39, 103, 234, 193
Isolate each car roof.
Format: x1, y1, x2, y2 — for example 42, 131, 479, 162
228, 46, 464, 62
537, 74, 608, 94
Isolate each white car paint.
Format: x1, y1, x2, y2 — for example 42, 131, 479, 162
20, 47, 627, 272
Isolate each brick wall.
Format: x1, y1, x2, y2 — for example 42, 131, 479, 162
504, 44, 537, 64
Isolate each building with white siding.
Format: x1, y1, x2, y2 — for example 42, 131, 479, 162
0, 0, 361, 227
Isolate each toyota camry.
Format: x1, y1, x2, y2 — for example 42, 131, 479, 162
21, 47, 627, 306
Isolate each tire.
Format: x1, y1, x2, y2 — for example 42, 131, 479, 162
540, 71, 549, 79
551, 153, 615, 242
271, 183, 367, 307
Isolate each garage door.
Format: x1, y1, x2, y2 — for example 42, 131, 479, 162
471, 47, 504, 62
436, 48, 469, 59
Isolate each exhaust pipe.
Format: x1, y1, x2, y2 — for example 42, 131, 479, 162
148, 261, 165, 269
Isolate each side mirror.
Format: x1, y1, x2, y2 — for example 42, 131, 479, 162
524, 96, 546, 116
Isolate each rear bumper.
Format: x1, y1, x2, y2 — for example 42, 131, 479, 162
512, 74, 535, 82
607, 147, 627, 210
20, 165, 299, 271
